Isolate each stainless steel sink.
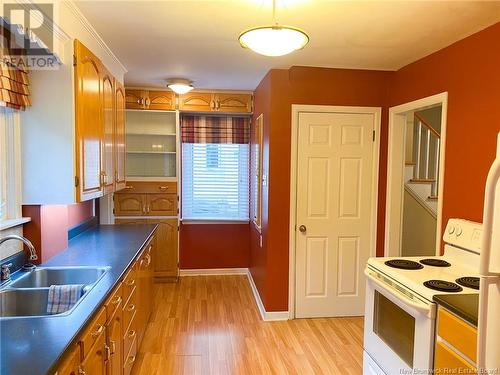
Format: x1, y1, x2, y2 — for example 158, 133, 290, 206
0, 289, 58, 317
9, 266, 109, 288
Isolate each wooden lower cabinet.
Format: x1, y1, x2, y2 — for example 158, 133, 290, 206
53, 231, 157, 375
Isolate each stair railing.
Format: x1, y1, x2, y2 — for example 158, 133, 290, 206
413, 113, 441, 197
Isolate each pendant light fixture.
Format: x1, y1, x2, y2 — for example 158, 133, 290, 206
239, 0, 309, 57
166, 78, 194, 95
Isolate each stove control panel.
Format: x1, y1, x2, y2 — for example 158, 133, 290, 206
443, 218, 482, 253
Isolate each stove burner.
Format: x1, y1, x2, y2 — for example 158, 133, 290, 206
456, 277, 480, 290
423, 280, 463, 292
419, 259, 451, 267
385, 259, 424, 270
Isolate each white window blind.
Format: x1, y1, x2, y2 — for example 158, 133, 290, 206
182, 143, 249, 221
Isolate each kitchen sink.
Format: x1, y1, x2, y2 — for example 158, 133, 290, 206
9, 266, 109, 289
0, 288, 78, 317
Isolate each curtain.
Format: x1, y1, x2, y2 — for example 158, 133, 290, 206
181, 115, 250, 144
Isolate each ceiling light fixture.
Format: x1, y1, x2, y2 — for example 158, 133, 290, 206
166, 78, 194, 94
238, 0, 309, 57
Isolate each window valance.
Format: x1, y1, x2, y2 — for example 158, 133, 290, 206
181, 115, 250, 144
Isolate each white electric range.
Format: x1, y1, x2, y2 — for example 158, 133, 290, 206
363, 219, 482, 375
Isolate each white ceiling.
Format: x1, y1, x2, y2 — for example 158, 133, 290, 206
75, 0, 500, 90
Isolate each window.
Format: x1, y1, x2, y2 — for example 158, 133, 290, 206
181, 115, 250, 221
0, 107, 23, 224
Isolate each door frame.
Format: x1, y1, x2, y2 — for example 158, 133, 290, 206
288, 105, 381, 319
384, 92, 448, 257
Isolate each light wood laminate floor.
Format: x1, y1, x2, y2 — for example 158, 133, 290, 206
132, 275, 364, 375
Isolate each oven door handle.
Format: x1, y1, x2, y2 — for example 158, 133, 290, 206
365, 268, 434, 318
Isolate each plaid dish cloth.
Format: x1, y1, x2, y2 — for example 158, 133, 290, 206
46, 284, 84, 314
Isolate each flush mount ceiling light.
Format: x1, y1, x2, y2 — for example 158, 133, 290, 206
238, 0, 309, 57
166, 79, 194, 94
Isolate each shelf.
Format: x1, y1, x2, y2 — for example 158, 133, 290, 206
127, 151, 176, 154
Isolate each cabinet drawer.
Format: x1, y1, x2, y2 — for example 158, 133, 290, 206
435, 341, 476, 373
105, 283, 123, 323
438, 308, 477, 362
123, 288, 137, 333
123, 268, 137, 301
123, 318, 138, 361
79, 307, 106, 359
123, 335, 138, 375
118, 181, 177, 194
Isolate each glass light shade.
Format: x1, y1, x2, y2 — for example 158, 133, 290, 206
239, 25, 309, 57
167, 83, 194, 95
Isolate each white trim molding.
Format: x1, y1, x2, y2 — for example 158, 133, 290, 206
385, 92, 448, 257
179, 268, 290, 321
288, 105, 381, 319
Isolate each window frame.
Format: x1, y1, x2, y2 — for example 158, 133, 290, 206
0, 107, 29, 230
251, 114, 263, 231
181, 142, 250, 223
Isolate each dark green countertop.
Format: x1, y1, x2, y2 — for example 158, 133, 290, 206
0, 224, 157, 375
433, 293, 479, 326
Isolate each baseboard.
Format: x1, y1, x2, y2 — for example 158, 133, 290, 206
246, 270, 289, 321
179, 268, 248, 276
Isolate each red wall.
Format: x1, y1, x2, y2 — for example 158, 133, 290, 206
251, 67, 391, 311
22, 201, 95, 262
180, 224, 250, 269
251, 23, 500, 312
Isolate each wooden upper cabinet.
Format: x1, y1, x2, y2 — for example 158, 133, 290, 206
115, 81, 126, 191
101, 69, 115, 195
74, 39, 103, 202
178, 92, 214, 112
147, 90, 176, 110
125, 89, 146, 109
215, 93, 252, 113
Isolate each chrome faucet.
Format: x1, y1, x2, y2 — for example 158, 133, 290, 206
0, 235, 38, 269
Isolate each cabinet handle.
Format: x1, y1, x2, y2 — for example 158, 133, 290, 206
91, 324, 104, 338
104, 344, 111, 361
127, 330, 136, 338
125, 279, 135, 287
111, 296, 122, 305
142, 204, 146, 215
146, 204, 150, 213
78, 367, 86, 375
124, 185, 134, 190
145, 97, 150, 107
145, 254, 152, 267
216, 100, 220, 110
140, 98, 145, 106
126, 304, 136, 312
110, 340, 116, 355
210, 100, 215, 110
125, 355, 136, 366
159, 186, 168, 191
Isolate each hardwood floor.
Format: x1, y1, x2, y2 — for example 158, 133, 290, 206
132, 275, 364, 375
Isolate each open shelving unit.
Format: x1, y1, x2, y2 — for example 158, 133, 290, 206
125, 110, 179, 180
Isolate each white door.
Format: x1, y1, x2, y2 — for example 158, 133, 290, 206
295, 111, 375, 318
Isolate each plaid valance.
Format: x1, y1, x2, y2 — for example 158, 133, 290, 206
181, 115, 250, 144
1, 24, 31, 110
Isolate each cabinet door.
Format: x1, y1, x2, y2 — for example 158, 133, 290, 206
106, 306, 123, 375
125, 89, 146, 109
146, 194, 177, 216
146, 90, 176, 110
149, 219, 178, 279
178, 92, 214, 112
216, 93, 253, 113
80, 331, 106, 375
115, 81, 126, 191
74, 39, 103, 202
101, 70, 115, 195
114, 194, 145, 216
54, 344, 80, 375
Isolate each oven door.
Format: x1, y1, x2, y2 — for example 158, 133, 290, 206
364, 268, 436, 375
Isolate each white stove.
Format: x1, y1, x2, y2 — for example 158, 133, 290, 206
363, 219, 482, 375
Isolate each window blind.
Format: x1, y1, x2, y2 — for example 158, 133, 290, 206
182, 143, 249, 221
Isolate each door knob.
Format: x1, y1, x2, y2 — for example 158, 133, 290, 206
299, 225, 307, 233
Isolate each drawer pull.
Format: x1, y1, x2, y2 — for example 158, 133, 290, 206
145, 254, 152, 267
91, 324, 104, 338
124, 185, 134, 189
126, 304, 136, 312
78, 367, 87, 375
127, 330, 136, 338
125, 355, 136, 366
159, 186, 168, 191
111, 296, 122, 305
125, 279, 135, 287
110, 340, 116, 355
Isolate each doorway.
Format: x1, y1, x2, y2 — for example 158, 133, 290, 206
385, 93, 448, 257
289, 105, 380, 318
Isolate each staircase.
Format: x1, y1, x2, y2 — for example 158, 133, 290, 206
404, 113, 440, 217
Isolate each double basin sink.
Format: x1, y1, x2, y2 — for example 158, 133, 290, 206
0, 266, 109, 318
